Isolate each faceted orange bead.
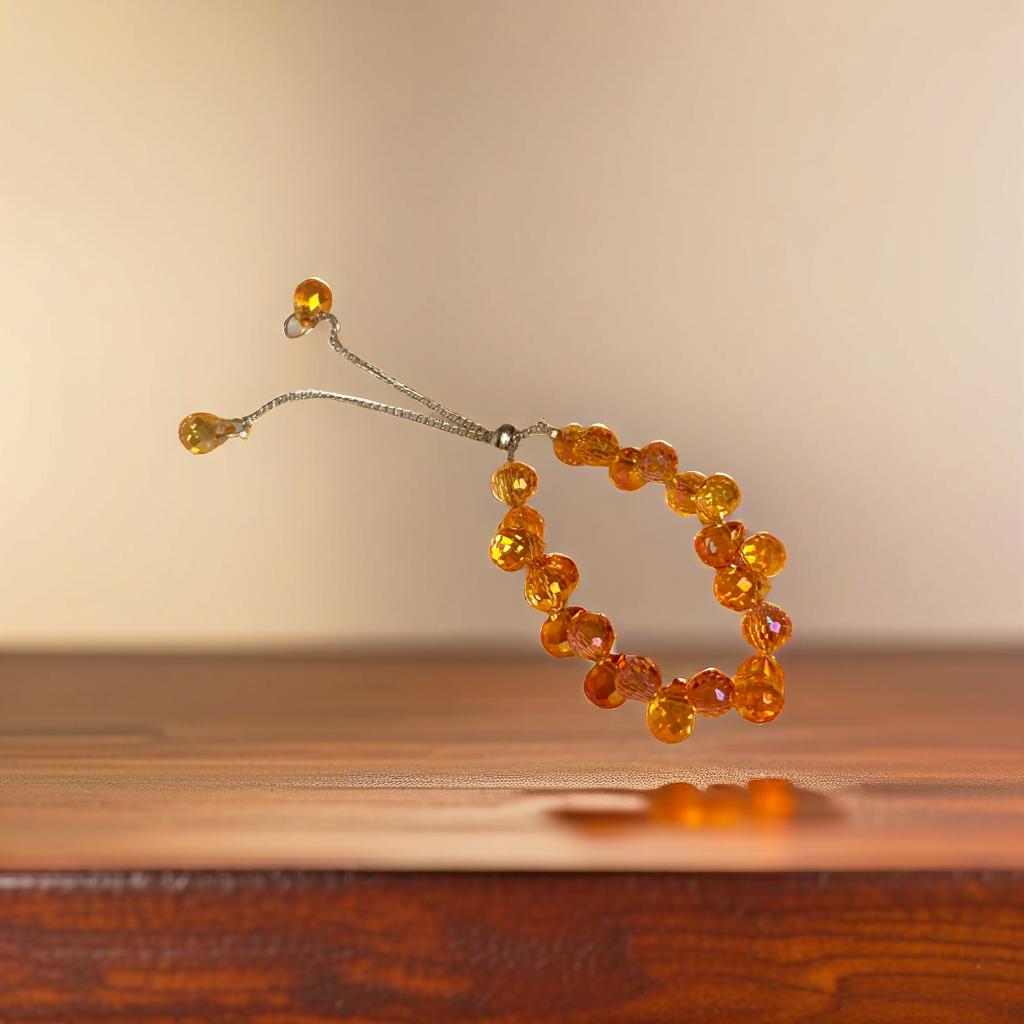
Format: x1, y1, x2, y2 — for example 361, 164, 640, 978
553, 424, 586, 466
567, 610, 616, 661
664, 471, 706, 517
501, 505, 545, 540
695, 473, 742, 524
685, 668, 734, 717
713, 564, 770, 612
293, 277, 333, 327
614, 655, 662, 702
734, 652, 785, 692
741, 602, 793, 652
178, 412, 238, 455
491, 461, 539, 506
524, 553, 580, 612
733, 682, 784, 724
646, 682, 696, 743
578, 424, 619, 467
733, 655, 785, 725
540, 606, 584, 658
608, 447, 646, 491
694, 520, 745, 568
584, 657, 626, 709
638, 441, 679, 483
489, 527, 543, 572
740, 532, 787, 577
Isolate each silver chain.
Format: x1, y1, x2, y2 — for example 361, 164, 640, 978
239, 313, 558, 459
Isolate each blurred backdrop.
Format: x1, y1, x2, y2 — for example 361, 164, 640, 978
1, 0, 1021, 650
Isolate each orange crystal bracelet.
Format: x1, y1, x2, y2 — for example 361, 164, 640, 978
179, 278, 791, 744
488, 429, 791, 743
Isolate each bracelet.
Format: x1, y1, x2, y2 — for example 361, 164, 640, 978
489, 441, 790, 743
180, 278, 791, 744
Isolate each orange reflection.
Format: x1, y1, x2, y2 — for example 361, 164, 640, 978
551, 778, 837, 833
649, 778, 801, 829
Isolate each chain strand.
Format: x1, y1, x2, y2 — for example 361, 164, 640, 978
239, 312, 558, 455
241, 389, 494, 442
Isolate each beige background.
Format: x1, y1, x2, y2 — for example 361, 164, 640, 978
1, 0, 1021, 651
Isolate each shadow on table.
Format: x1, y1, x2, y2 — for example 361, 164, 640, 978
551, 778, 842, 833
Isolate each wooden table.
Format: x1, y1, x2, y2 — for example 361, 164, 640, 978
1, 650, 1022, 1021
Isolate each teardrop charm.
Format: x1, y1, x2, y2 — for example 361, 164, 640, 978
178, 412, 240, 455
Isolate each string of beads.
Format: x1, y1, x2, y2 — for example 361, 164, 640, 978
489, 425, 791, 743
178, 277, 792, 747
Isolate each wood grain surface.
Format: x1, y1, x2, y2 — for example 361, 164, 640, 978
0, 650, 1021, 871
1, 651, 1022, 1021
1, 870, 1023, 1022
